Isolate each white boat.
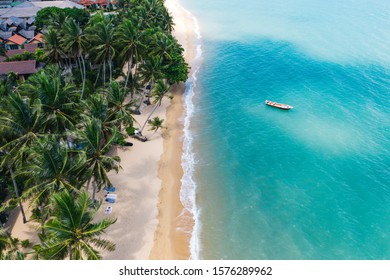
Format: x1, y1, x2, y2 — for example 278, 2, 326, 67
265, 100, 293, 110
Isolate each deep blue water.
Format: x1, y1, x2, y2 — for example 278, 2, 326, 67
181, 0, 390, 259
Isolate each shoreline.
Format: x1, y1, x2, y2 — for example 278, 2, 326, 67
149, 0, 199, 259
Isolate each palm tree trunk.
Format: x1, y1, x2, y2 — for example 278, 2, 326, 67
124, 55, 133, 89
94, 65, 101, 87
80, 55, 86, 99
109, 55, 113, 82
103, 61, 106, 86
86, 177, 92, 192
69, 245, 73, 260
9, 167, 27, 224
92, 180, 97, 204
139, 97, 162, 134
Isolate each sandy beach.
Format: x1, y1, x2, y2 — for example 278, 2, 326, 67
98, 0, 197, 259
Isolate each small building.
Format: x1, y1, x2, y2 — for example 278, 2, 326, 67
29, 32, 43, 45
0, 59, 38, 82
5, 33, 27, 50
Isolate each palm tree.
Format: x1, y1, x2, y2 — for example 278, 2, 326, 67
73, 118, 121, 202
139, 79, 170, 134
0, 93, 46, 223
0, 228, 24, 260
116, 18, 143, 89
19, 138, 86, 207
87, 17, 116, 83
104, 80, 135, 131
127, 72, 143, 101
21, 65, 80, 135
151, 31, 175, 62
33, 190, 116, 260
61, 18, 88, 98
148, 116, 165, 136
83, 94, 117, 141
42, 28, 65, 66
136, 55, 164, 113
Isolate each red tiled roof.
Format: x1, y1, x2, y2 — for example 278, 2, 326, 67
24, 43, 39, 52
7, 34, 27, 45
30, 33, 43, 43
0, 60, 37, 75
6, 44, 38, 57
79, 0, 94, 5
96, 0, 108, 5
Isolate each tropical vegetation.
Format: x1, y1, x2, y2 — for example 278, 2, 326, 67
0, 0, 189, 260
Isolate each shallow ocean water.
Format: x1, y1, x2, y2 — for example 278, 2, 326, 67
180, 0, 390, 259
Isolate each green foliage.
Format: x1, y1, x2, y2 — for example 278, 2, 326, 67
33, 190, 116, 260
126, 126, 135, 136
21, 239, 30, 248
35, 48, 45, 63
4, 51, 35, 62
35, 7, 62, 28
35, 7, 90, 29
148, 116, 165, 132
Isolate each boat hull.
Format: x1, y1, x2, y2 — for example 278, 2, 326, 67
265, 100, 293, 110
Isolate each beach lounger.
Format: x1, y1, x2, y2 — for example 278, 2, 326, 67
105, 197, 116, 203
105, 193, 117, 203
105, 206, 112, 214
105, 186, 116, 192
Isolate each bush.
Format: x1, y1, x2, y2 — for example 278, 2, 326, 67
4, 52, 35, 62
126, 127, 135, 136
21, 239, 30, 248
36, 7, 90, 29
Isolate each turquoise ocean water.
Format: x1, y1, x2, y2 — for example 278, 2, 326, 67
179, 0, 390, 259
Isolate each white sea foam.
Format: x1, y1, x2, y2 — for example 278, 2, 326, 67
179, 5, 203, 260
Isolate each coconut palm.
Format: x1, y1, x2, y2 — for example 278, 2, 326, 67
104, 80, 135, 131
21, 65, 80, 135
61, 18, 88, 98
83, 94, 117, 141
139, 79, 169, 134
116, 18, 143, 89
0, 228, 24, 260
19, 138, 86, 207
136, 55, 164, 112
0, 93, 47, 223
33, 190, 116, 260
87, 18, 116, 82
42, 28, 65, 66
127, 72, 143, 101
73, 117, 121, 202
148, 116, 165, 136
151, 32, 175, 62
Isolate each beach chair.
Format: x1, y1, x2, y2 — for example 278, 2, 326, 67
105, 193, 117, 203
105, 185, 116, 192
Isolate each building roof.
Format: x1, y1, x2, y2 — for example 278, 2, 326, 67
6, 15, 24, 25
79, 0, 94, 6
26, 16, 35, 25
0, 60, 37, 75
18, 30, 35, 39
6, 43, 38, 56
30, 32, 43, 43
0, 1, 83, 19
0, 31, 12, 40
0, 43, 39, 62
95, 0, 109, 5
6, 33, 26, 45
